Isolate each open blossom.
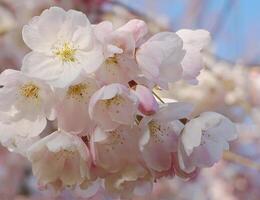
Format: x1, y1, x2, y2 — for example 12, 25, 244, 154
0, 69, 56, 137
27, 130, 91, 189
136, 32, 185, 89
179, 112, 237, 172
91, 125, 143, 173
140, 103, 193, 173
94, 19, 147, 86
56, 75, 99, 135
89, 83, 138, 131
176, 29, 211, 84
22, 7, 104, 87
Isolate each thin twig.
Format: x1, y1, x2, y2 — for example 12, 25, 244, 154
223, 151, 260, 171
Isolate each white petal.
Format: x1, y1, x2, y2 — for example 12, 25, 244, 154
117, 19, 148, 44
59, 9, 91, 42
22, 52, 62, 81
22, 7, 66, 52
154, 102, 194, 122
181, 118, 203, 156
77, 48, 104, 74
177, 29, 211, 50
137, 32, 185, 86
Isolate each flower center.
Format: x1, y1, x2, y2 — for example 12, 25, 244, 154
55, 42, 76, 63
105, 56, 118, 65
148, 120, 161, 136
67, 83, 88, 100
20, 83, 40, 100
55, 149, 75, 161
104, 95, 124, 107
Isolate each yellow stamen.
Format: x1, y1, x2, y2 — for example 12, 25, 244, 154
20, 83, 40, 100
67, 83, 88, 100
105, 56, 118, 65
148, 120, 161, 136
104, 95, 124, 107
55, 42, 76, 63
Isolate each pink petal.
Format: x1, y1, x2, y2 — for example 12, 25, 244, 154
133, 85, 158, 116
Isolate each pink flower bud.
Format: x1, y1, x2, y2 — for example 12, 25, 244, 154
134, 85, 159, 115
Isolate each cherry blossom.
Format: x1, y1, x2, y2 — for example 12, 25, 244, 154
94, 20, 146, 86
22, 7, 104, 87
140, 103, 193, 173
27, 130, 91, 190
89, 83, 138, 131
91, 125, 143, 173
55, 75, 99, 135
0, 69, 56, 139
179, 112, 237, 172
136, 32, 185, 89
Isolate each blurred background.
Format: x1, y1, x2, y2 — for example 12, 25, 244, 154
0, 0, 259, 199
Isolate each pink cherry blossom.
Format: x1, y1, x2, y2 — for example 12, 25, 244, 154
140, 103, 193, 173
0, 69, 56, 148
89, 83, 138, 131
136, 32, 185, 89
55, 75, 99, 135
27, 130, 91, 190
179, 112, 237, 172
91, 125, 143, 173
94, 20, 145, 86
22, 7, 104, 88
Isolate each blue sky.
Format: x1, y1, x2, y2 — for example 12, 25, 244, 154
119, 0, 260, 66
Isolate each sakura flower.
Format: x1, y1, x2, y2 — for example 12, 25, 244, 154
177, 29, 211, 84
140, 102, 193, 173
179, 112, 237, 172
94, 20, 146, 85
27, 130, 91, 190
0, 69, 56, 137
22, 7, 104, 87
89, 83, 138, 131
56, 75, 99, 135
91, 125, 143, 173
136, 32, 185, 89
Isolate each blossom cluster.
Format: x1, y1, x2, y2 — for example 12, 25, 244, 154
0, 7, 237, 199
